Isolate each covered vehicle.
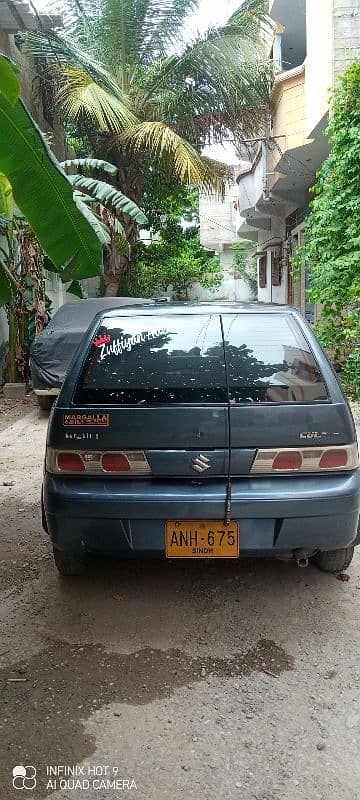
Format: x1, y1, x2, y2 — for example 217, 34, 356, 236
30, 297, 153, 410
42, 303, 360, 576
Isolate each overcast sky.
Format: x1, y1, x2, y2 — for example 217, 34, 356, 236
188, 0, 241, 33
34, 0, 243, 31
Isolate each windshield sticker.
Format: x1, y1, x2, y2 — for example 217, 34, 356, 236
63, 413, 109, 427
93, 328, 167, 361
94, 334, 111, 347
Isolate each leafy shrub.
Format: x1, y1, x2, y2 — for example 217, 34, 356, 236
231, 240, 257, 297
133, 221, 222, 300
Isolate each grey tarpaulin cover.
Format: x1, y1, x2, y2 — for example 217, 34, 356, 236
30, 297, 153, 390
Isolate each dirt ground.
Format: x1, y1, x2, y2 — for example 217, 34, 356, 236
0, 395, 360, 800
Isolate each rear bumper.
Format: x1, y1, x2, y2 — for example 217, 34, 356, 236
43, 471, 360, 556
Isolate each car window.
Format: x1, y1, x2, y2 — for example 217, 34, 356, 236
74, 315, 227, 405
222, 314, 328, 403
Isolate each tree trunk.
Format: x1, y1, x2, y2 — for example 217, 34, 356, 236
100, 146, 146, 297
103, 215, 140, 297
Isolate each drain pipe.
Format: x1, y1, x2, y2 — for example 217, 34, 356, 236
294, 550, 309, 568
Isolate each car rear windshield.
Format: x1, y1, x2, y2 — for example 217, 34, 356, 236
223, 314, 328, 403
74, 315, 228, 405
73, 313, 328, 405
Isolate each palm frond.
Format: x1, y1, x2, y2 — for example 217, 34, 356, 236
227, 0, 270, 27
147, 54, 270, 145
25, 30, 128, 102
122, 122, 224, 195
96, 0, 200, 72
61, 157, 117, 174
137, 2, 271, 142
69, 174, 148, 223
58, 66, 138, 132
136, 0, 200, 61
202, 158, 234, 183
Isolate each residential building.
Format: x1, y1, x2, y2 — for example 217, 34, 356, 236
196, 144, 254, 302
235, 0, 360, 318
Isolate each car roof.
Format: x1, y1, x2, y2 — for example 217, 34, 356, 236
99, 302, 302, 319
44, 297, 154, 333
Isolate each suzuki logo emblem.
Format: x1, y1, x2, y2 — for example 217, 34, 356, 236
191, 454, 211, 473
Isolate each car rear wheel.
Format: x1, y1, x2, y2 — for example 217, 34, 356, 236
53, 547, 86, 576
313, 545, 354, 574
37, 395, 54, 412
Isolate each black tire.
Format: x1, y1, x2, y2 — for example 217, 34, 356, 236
53, 546, 86, 576
37, 395, 54, 412
313, 545, 354, 574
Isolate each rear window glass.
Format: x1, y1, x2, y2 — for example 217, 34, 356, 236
74, 315, 227, 405
74, 313, 328, 406
223, 314, 328, 403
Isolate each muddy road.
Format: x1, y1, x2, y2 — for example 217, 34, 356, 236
0, 398, 360, 800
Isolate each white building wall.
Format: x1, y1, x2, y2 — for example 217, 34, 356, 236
333, 0, 360, 76
199, 184, 238, 251
189, 248, 253, 303
198, 177, 253, 302
306, 0, 360, 137
45, 274, 101, 315
305, 0, 333, 136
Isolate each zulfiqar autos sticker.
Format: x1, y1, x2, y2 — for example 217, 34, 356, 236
93, 329, 167, 361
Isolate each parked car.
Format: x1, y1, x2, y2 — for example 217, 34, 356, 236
30, 297, 153, 410
42, 303, 360, 576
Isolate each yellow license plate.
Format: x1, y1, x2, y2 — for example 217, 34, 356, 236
165, 520, 239, 559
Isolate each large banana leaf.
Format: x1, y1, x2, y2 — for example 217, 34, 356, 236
0, 93, 103, 281
68, 173, 148, 224
0, 173, 14, 219
0, 54, 20, 105
73, 194, 111, 246
60, 157, 117, 175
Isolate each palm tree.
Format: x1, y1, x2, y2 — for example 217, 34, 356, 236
27, 0, 272, 295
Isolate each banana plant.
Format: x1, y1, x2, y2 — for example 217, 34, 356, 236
0, 54, 148, 382
52, 157, 148, 296
0, 54, 104, 305
0, 53, 147, 302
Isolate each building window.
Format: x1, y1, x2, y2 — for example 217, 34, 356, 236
258, 255, 267, 288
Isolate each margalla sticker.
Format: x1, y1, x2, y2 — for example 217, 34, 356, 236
63, 413, 110, 428
93, 329, 167, 361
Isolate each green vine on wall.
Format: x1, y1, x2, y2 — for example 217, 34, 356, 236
300, 59, 360, 397
231, 240, 257, 297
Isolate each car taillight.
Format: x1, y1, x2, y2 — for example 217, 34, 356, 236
47, 449, 151, 475
57, 452, 85, 472
272, 451, 303, 471
318, 449, 348, 469
250, 443, 359, 474
101, 453, 131, 472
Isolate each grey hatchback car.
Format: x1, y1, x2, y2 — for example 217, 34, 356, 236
42, 303, 360, 576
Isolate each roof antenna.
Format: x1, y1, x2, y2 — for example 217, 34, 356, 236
220, 315, 232, 526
